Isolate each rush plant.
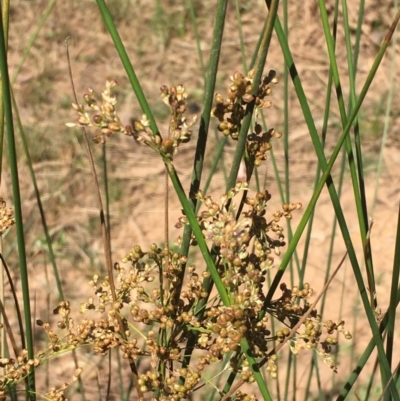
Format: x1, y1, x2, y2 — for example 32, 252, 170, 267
1, 1, 399, 401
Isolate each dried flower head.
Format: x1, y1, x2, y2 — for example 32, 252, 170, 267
66, 80, 132, 143
67, 81, 197, 161
212, 70, 281, 168
0, 198, 15, 237
159, 84, 197, 158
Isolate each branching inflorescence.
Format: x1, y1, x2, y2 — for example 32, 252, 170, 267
1, 71, 352, 401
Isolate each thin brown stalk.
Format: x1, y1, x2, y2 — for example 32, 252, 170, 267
65, 37, 143, 399
106, 352, 112, 401
0, 300, 18, 358
364, 218, 376, 308
0, 253, 24, 356
377, 361, 400, 401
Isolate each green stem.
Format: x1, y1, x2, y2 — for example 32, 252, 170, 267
0, 8, 36, 399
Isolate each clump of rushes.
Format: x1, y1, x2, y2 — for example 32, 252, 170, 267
1, 74, 351, 401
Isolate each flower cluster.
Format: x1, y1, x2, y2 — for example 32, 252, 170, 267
212, 69, 278, 132
67, 82, 196, 160
175, 187, 302, 370
212, 69, 281, 166
0, 197, 15, 237
43, 368, 83, 401
66, 80, 131, 143
179, 182, 301, 265
0, 186, 350, 400
0, 350, 41, 396
269, 283, 352, 372
129, 84, 197, 158
247, 123, 282, 166
0, 340, 81, 401
159, 84, 197, 157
